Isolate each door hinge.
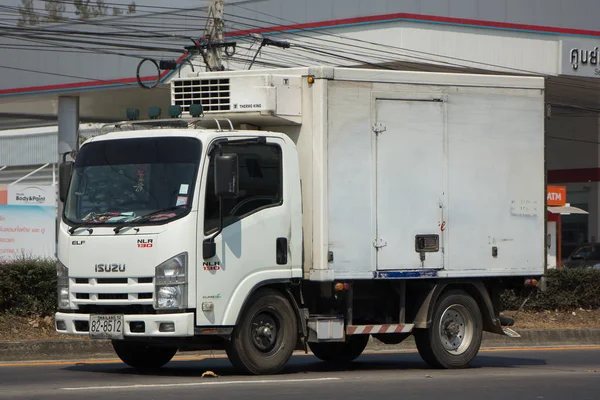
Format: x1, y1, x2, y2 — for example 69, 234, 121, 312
373, 238, 387, 249
372, 122, 386, 136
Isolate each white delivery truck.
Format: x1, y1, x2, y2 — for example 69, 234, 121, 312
55, 66, 545, 375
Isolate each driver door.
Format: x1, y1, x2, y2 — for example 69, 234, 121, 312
196, 138, 292, 326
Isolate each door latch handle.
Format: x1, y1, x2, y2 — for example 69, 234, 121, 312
276, 237, 288, 265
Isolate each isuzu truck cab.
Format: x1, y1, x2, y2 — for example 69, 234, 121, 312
56, 66, 545, 375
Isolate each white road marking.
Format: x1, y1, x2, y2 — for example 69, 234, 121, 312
62, 377, 340, 391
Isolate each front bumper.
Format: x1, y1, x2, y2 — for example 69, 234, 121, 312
55, 312, 195, 337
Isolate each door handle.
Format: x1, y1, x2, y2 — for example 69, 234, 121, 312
276, 237, 288, 265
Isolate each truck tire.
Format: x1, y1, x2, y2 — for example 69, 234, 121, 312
112, 340, 177, 370
308, 335, 369, 363
414, 290, 482, 369
226, 288, 298, 375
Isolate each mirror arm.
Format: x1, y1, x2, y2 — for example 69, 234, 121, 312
204, 144, 225, 260
208, 197, 225, 244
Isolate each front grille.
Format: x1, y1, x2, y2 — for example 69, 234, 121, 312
98, 293, 128, 300
77, 305, 155, 315
97, 278, 128, 284
70, 276, 154, 307
172, 78, 230, 113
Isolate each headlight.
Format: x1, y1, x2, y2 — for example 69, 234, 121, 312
154, 253, 187, 310
156, 286, 186, 309
57, 261, 70, 310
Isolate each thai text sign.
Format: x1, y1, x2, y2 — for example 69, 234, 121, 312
560, 39, 600, 78
0, 184, 56, 261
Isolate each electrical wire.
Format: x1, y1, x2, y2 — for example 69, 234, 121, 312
0, 63, 130, 83
547, 136, 600, 145
1, 0, 599, 113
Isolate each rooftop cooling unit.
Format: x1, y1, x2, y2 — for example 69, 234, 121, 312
170, 74, 302, 125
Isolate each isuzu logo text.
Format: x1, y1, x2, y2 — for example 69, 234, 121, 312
95, 264, 126, 272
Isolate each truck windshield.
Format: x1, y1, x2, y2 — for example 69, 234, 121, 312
64, 137, 201, 226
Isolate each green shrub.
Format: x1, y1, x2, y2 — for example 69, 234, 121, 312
1, 258, 599, 317
500, 269, 600, 311
0, 258, 57, 316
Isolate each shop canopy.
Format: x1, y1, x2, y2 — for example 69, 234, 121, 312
547, 204, 588, 215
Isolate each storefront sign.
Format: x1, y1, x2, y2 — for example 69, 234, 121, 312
0, 184, 56, 261
547, 185, 567, 207
560, 39, 600, 78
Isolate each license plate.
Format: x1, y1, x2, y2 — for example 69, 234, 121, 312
89, 314, 124, 339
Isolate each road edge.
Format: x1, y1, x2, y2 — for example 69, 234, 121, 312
1, 329, 599, 362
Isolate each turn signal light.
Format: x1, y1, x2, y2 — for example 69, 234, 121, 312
334, 282, 351, 291
525, 279, 538, 287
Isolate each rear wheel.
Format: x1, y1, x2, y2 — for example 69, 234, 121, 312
226, 288, 298, 375
308, 335, 369, 363
112, 340, 177, 370
414, 290, 482, 369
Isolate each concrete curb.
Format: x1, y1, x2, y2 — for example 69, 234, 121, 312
1, 329, 599, 362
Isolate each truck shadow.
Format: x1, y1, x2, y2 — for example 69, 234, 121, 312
62, 352, 547, 378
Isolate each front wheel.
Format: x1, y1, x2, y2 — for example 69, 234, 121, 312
112, 340, 178, 370
308, 335, 369, 363
226, 288, 298, 375
414, 290, 483, 369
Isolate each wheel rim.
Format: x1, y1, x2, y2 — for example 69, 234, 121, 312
251, 312, 279, 353
438, 304, 473, 355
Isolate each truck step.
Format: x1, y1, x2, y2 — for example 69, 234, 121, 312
502, 327, 521, 338
347, 324, 414, 335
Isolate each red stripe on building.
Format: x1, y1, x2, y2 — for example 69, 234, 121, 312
225, 12, 600, 38
0, 53, 189, 95
548, 168, 600, 184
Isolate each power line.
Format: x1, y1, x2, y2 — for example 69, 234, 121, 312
0, 63, 131, 84
547, 136, 600, 145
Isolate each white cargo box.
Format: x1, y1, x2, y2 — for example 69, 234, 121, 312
178, 67, 546, 281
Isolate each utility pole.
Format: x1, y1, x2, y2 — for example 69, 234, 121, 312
185, 0, 235, 72
205, 0, 224, 71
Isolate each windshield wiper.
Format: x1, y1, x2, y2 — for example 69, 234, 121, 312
68, 225, 94, 235
113, 206, 185, 234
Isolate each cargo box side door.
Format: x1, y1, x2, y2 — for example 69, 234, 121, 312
375, 97, 446, 270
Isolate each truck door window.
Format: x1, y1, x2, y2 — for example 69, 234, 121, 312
204, 142, 282, 234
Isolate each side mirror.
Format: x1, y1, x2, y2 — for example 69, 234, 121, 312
214, 153, 239, 198
58, 161, 73, 203
203, 239, 216, 259
203, 152, 238, 260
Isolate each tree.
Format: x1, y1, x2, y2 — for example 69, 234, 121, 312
91, 0, 109, 18
73, 0, 91, 20
17, 0, 136, 26
17, 0, 40, 27
44, 0, 66, 23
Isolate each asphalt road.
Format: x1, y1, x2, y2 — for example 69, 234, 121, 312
1, 347, 599, 400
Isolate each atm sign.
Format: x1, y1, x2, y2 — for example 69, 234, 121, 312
547, 186, 566, 207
